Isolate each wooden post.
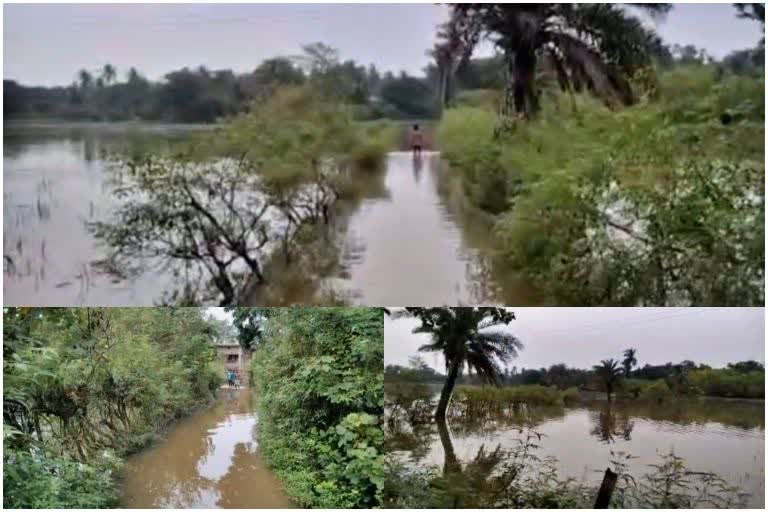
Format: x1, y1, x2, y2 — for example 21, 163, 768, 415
594, 468, 617, 508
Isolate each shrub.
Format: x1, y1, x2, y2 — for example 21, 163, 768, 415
439, 67, 764, 305
251, 308, 384, 508
641, 380, 672, 402
3, 444, 121, 509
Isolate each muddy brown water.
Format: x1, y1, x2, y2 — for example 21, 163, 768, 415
121, 388, 293, 508
388, 397, 765, 508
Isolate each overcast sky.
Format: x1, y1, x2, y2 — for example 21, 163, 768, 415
385, 308, 765, 371
4, 3, 764, 86
205, 307, 233, 323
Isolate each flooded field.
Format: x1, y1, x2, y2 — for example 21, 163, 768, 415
388, 398, 765, 508
3, 121, 208, 305
121, 388, 292, 508
4, 123, 535, 306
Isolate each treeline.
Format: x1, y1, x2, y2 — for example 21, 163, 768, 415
247, 308, 384, 508
4, 43, 439, 123
2, 307, 223, 508
386, 357, 765, 400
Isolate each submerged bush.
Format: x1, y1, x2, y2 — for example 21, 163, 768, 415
251, 308, 384, 508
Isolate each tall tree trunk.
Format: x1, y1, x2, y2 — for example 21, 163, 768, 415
435, 358, 461, 420
437, 418, 459, 476
513, 49, 537, 118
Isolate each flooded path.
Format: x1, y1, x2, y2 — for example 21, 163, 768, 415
121, 388, 292, 508
332, 151, 526, 305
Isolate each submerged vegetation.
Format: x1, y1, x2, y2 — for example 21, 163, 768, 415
2, 307, 222, 508
91, 85, 395, 306
248, 307, 384, 508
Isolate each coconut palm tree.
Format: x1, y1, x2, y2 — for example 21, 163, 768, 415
593, 358, 623, 401
101, 63, 117, 86
622, 348, 638, 377
393, 307, 522, 420
431, 8, 482, 112
77, 69, 93, 91
451, 4, 671, 118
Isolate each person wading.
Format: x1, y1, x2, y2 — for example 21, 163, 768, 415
410, 123, 424, 157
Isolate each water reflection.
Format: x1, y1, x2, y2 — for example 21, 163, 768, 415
387, 398, 764, 507
3, 122, 205, 306
589, 403, 635, 443
121, 388, 292, 508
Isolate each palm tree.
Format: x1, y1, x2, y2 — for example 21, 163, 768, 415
431, 9, 481, 112
394, 307, 522, 420
451, 4, 671, 118
77, 69, 93, 90
622, 348, 638, 377
593, 358, 623, 401
101, 63, 117, 86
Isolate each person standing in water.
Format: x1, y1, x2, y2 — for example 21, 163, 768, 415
410, 123, 423, 157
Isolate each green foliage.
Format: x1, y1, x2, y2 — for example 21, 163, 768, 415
438, 108, 509, 214
250, 308, 384, 508
3, 442, 120, 509
641, 380, 673, 402
439, 66, 764, 305
2, 307, 222, 508
688, 368, 765, 399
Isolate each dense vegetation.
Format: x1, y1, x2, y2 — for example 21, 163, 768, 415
436, 5, 765, 306
248, 307, 384, 508
4, 43, 440, 123
3, 307, 222, 508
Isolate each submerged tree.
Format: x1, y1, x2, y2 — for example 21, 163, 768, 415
593, 358, 623, 401
451, 3, 671, 118
90, 155, 271, 305
393, 307, 522, 421
622, 348, 638, 377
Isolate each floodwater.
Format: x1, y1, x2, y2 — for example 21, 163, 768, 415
3, 121, 208, 305
388, 398, 765, 508
121, 388, 292, 508
330, 151, 537, 305
4, 123, 535, 306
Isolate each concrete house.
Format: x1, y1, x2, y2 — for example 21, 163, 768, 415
215, 342, 253, 386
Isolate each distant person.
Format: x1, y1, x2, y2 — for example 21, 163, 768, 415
410, 124, 423, 156
227, 369, 235, 388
